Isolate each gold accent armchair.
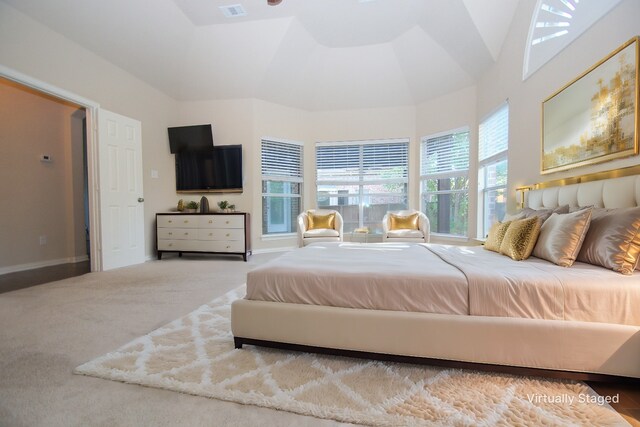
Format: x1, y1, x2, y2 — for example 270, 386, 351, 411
381, 210, 430, 243
297, 209, 344, 247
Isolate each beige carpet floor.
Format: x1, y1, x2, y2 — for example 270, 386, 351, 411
74, 286, 627, 426
0, 252, 629, 426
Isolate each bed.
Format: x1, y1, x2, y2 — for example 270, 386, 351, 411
231, 173, 640, 380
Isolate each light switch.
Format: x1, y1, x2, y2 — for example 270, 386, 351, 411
151, 169, 159, 179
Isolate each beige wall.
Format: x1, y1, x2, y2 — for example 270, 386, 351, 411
0, 80, 86, 269
175, 99, 422, 250
4, 0, 636, 261
0, 2, 179, 261
477, 0, 640, 214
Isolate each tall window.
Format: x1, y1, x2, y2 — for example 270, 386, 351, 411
420, 128, 470, 237
261, 139, 303, 235
316, 139, 408, 234
478, 103, 509, 237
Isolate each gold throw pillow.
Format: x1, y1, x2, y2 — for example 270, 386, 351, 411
389, 213, 420, 230
484, 221, 512, 253
307, 211, 336, 230
499, 217, 541, 261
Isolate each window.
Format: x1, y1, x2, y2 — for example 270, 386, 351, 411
478, 103, 509, 237
523, 0, 621, 79
420, 128, 469, 237
261, 139, 303, 235
316, 139, 408, 234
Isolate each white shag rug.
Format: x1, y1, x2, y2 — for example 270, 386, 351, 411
75, 287, 628, 426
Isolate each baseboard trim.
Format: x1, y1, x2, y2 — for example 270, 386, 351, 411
0, 255, 89, 275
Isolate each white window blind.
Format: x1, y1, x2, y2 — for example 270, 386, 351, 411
261, 139, 303, 181
316, 140, 408, 183
421, 131, 469, 177
479, 103, 509, 162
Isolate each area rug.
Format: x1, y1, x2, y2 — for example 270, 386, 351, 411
75, 287, 627, 426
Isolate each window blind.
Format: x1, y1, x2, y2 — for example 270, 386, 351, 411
261, 140, 302, 180
479, 103, 509, 162
316, 140, 408, 182
420, 131, 469, 176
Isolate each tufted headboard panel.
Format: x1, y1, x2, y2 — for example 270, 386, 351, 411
526, 175, 640, 209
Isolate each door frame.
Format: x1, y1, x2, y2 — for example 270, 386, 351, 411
0, 65, 103, 271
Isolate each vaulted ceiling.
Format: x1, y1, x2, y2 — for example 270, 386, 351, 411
2, 0, 520, 110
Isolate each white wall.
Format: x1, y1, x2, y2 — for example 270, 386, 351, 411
477, 0, 640, 214
0, 2, 179, 260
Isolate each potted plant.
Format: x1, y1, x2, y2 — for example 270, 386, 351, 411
217, 200, 236, 213
185, 201, 199, 213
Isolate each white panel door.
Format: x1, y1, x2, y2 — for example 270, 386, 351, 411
98, 109, 145, 270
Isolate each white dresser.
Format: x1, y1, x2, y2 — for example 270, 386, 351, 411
156, 213, 251, 261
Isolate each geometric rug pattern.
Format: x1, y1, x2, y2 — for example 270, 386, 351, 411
75, 287, 628, 426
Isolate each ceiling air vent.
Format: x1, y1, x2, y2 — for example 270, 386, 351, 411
219, 4, 247, 18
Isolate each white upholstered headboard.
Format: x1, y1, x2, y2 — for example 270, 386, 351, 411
526, 174, 640, 210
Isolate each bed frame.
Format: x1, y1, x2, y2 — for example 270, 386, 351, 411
231, 171, 640, 380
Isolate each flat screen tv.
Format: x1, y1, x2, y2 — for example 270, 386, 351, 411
168, 124, 213, 153
175, 145, 243, 192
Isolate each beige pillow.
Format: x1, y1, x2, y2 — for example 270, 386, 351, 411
307, 211, 336, 230
502, 212, 525, 222
532, 208, 593, 267
521, 205, 569, 223
499, 217, 541, 261
484, 221, 512, 253
577, 207, 640, 275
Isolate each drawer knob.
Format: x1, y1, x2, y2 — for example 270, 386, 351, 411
184, 232, 189, 235
225, 221, 230, 224
184, 220, 189, 223
168, 243, 173, 247
226, 245, 231, 249
226, 233, 230, 237
168, 220, 172, 223
209, 220, 213, 223
209, 233, 213, 236
168, 232, 173, 235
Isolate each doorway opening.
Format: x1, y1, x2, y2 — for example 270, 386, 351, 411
0, 76, 92, 285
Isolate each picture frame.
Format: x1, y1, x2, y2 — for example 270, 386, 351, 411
541, 37, 639, 174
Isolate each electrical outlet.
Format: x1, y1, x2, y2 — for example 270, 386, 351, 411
39, 235, 47, 245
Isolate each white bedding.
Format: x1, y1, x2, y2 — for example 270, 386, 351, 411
246, 243, 468, 315
245, 242, 640, 326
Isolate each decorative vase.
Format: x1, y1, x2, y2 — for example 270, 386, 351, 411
199, 196, 209, 213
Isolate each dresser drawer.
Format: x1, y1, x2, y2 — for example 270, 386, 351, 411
158, 215, 198, 228
158, 239, 244, 253
198, 228, 245, 241
199, 215, 244, 229
209, 240, 245, 253
158, 228, 197, 240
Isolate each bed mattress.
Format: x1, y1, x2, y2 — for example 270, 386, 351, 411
246, 242, 640, 326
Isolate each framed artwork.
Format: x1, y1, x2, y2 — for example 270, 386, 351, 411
541, 37, 639, 174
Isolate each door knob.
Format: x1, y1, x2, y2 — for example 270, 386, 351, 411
138, 197, 144, 202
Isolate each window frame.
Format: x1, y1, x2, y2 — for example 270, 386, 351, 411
478, 102, 509, 238
315, 138, 409, 234
419, 126, 470, 238
260, 138, 304, 237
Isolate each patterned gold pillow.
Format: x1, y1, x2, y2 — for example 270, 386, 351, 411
499, 217, 541, 261
484, 221, 512, 253
307, 211, 336, 230
389, 213, 420, 230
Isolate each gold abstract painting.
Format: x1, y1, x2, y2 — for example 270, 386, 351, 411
542, 37, 638, 174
